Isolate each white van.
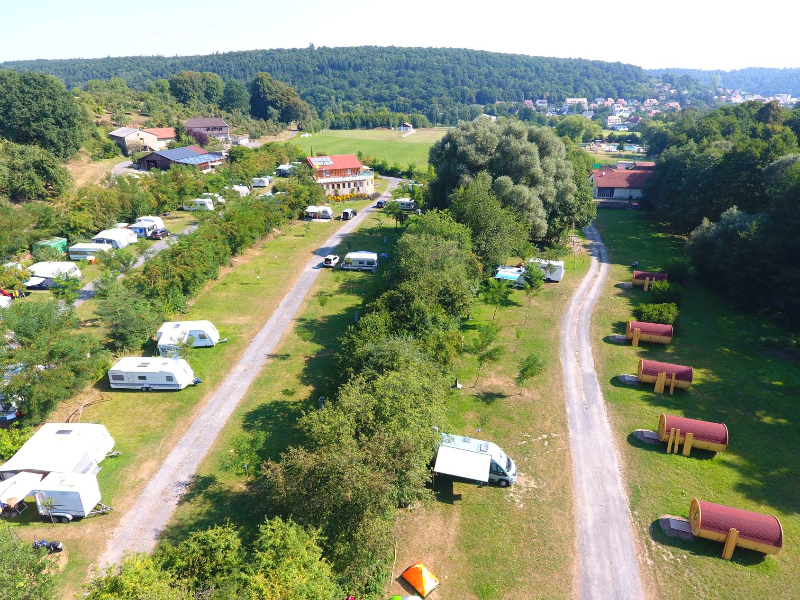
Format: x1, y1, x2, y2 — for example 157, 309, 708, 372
529, 258, 565, 283
68, 243, 113, 261
434, 433, 518, 487
341, 251, 378, 273
341, 208, 357, 220
107, 357, 200, 391
184, 198, 214, 211
93, 228, 138, 249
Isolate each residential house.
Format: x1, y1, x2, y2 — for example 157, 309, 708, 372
108, 127, 158, 156
589, 164, 654, 200
582, 110, 595, 119
664, 102, 681, 109
626, 116, 642, 128
184, 117, 230, 141
565, 98, 588, 109
141, 127, 176, 150
535, 99, 548, 108
306, 155, 375, 196
137, 146, 224, 173
611, 104, 631, 118
524, 100, 534, 108
607, 115, 623, 126
643, 98, 659, 108
398, 122, 414, 131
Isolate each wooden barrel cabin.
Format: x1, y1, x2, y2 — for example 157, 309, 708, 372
632, 270, 667, 289
689, 498, 783, 559
657, 414, 728, 456
637, 359, 692, 393
626, 321, 673, 346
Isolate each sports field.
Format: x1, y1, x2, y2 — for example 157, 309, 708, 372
291, 127, 448, 169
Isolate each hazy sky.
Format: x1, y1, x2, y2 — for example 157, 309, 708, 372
1, 0, 797, 71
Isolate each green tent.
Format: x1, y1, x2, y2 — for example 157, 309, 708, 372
33, 237, 68, 254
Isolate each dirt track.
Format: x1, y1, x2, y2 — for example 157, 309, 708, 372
97, 178, 400, 568
559, 224, 644, 599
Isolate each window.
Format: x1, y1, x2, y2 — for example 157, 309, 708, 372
137, 375, 147, 381
366, 260, 375, 266
111, 374, 124, 381
166, 375, 174, 382
324, 170, 330, 176
199, 333, 208, 339
347, 169, 352, 175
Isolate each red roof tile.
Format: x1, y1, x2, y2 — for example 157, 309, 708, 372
633, 271, 668, 281
591, 166, 654, 189
695, 500, 783, 548
187, 145, 208, 155
641, 359, 693, 383
633, 161, 655, 169
662, 415, 728, 446
628, 321, 673, 338
142, 127, 176, 140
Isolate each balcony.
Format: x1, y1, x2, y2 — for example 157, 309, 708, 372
313, 169, 374, 184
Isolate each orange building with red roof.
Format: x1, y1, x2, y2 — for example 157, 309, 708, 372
589, 163, 654, 201
306, 154, 375, 196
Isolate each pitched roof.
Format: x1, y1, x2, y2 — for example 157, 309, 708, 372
186, 145, 208, 155
184, 117, 228, 128
306, 155, 363, 171
152, 147, 203, 161
633, 161, 655, 169
143, 127, 176, 139
109, 127, 138, 138
591, 166, 654, 190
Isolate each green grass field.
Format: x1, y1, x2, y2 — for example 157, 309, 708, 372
592, 210, 799, 599
291, 128, 448, 169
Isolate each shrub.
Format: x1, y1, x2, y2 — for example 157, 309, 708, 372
663, 258, 691, 283
649, 280, 683, 305
633, 302, 679, 325
0, 425, 32, 461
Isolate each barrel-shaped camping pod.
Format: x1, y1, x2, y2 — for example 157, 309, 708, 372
657, 414, 728, 456
626, 321, 673, 346
637, 359, 692, 394
632, 270, 667, 289
689, 498, 783, 559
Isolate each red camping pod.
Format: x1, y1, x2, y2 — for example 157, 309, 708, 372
637, 359, 692, 392
632, 270, 668, 286
657, 414, 728, 454
689, 498, 783, 559
626, 321, 673, 345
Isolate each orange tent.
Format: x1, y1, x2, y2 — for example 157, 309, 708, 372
401, 561, 440, 597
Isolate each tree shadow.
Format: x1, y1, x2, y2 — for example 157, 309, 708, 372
475, 391, 506, 405
240, 399, 306, 461
647, 519, 767, 566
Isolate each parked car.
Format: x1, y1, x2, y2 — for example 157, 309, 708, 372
322, 255, 340, 268
0, 401, 20, 424
148, 228, 171, 240
375, 199, 386, 208
341, 208, 357, 220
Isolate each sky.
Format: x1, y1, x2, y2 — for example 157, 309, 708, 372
1, 0, 798, 71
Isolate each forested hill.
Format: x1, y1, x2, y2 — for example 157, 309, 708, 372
1, 46, 658, 121
647, 67, 800, 96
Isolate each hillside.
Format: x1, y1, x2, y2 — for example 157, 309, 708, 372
647, 66, 800, 96
2, 46, 661, 124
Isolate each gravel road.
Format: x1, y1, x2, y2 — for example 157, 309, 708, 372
560, 223, 645, 599
97, 178, 400, 568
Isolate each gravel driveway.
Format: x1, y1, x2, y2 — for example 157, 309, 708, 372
559, 224, 645, 599
97, 178, 400, 568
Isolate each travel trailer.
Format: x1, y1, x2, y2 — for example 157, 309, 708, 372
494, 266, 526, 288
304, 206, 334, 220
107, 357, 200, 391
393, 198, 416, 211
68, 243, 113, 261
92, 228, 138, 249
156, 320, 221, 357
128, 221, 157, 238
135, 216, 165, 230
529, 258, 565, 283
227, 184, 250, 196
183, 198, 214, 211
433, 433, 518, 487
252, 177, 272, 187
25, 262, 82, 288
341, 251, 378, 273
33, 472, 103, 521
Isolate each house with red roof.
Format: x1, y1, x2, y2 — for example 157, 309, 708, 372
306, 155, 375, 196
142, 127, 176, 150
589, 164, 654, 201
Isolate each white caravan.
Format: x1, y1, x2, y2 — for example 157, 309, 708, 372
183, 198, 214, 211
135, 216, 165, 230
34, 472, 102, 521
25, 262, 82, 288
107, 357, 200, 391
252, 176, 272, 187
202, 192, 225, 204
93, 228, 138, 249
156, 320, 221, 357
433, 433, 518, 487
341, 251, 378, 273
494, 266, 526, 289
227, 184, 250, 197
68, 243, 112, 261
128, 221, 157, 238
529, 258, 565, 282
304, 205, 334, 220
393, 197, 416, 211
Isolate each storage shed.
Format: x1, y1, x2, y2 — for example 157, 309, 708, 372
689, 498, 783, 559
637, 359, 692, 393
626, 321, 673, 346
33, 237, 68, 255
156, 320, 220, 357
657, 414, 728, 456
632, 270, 667, 289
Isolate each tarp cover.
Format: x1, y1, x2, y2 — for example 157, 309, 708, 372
402, 562, 440, 598
434, 446, 490, 482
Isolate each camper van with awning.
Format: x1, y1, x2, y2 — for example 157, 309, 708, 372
433, 433, 517, 487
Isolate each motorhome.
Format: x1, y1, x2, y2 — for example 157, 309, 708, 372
34, 472, 103, 521
529, 258, 565, 283
107, 357, 200, 391
68, 243, 112, 261
92, 228, 138, 249
183, 198, 215, 211
128, 221, 157, 238
341, 208, 357, 220
252, 177, 272, 187
156, 320, 221, 357
341, 251, 378, 273
304, 206, 334, 220
135, 216, 165, 230
394, 198, 416, 211
433, 433, 517, 487
25, 262, 82, 289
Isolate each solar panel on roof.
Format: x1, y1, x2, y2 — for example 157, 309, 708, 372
309, 157, 333, 167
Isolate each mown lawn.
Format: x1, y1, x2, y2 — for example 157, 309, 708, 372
10, 200, 372, 599
291, 128, 448, 169
592, 210, 799, 599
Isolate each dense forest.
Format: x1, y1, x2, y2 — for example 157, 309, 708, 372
648, 67, 800, 96
2, 46, 669, 126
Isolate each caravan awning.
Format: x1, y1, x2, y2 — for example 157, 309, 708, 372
434, 446, 490, 482
0, 471, 42, 505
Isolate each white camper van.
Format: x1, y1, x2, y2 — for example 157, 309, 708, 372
341, 251, 378, 273
25, 262, 82, 288
156, 320, 221, 357
529, 258, 565, 283
184, 198, 214, 211
393, 198, 416, 211
107, 357, 200, 391
252, 176, 272, 187
68, 243, 113, 261
92, 228, 138, 249
433, 433, 518, 487
34, 473, 102, 521
135, 216, 165, 230
304, 206, 334, 220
